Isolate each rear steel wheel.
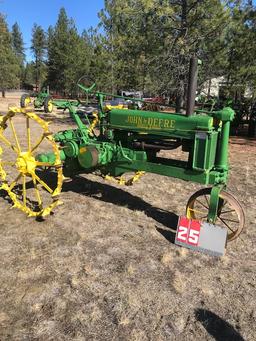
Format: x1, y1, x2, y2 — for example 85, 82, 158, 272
0, 107, 63, 217
186, 188, 245, 242
44, 96, 53, 113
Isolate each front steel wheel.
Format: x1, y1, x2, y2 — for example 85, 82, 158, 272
186, 188, 245, 242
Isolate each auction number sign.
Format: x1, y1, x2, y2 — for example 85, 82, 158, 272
176, 217, 201, 247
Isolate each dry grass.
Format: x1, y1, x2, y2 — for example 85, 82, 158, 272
0, 97, 255, 340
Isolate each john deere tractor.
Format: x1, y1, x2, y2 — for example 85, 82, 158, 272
1, 58, 245, 246
20, 88, 53, 113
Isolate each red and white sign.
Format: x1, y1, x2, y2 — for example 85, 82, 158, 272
176, 217, 201, 247
175, 217, 227, 256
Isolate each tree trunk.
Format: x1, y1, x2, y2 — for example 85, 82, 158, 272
175, 0, 187, 113
35, 57, 39, 92
248, 111, 256, 137
248, 119, 256, 137
1, 90, 5, 98
175, 91, 183, 113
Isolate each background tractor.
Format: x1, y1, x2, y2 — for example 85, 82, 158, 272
20, 88, 53, 113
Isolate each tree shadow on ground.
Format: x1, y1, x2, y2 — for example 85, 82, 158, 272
195, 309, 245, 341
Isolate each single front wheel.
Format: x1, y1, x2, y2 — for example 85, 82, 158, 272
186, 188, 245, 242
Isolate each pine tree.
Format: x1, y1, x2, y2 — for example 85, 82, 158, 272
150, 0, 231, 108
98, 0, 165, 92
47, 8, 73, 92
11, 22, 25, 65
87, 30, 114, 92
47, 7, 93, 94
0, 14, 20, 96
23, 62, 37, 88
227, 3, 256, 136
11, 22, 25, 87
31, 24, 47, 91
98, 0, 231, 105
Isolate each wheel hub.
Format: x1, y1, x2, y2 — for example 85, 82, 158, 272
16, 152, 36, 174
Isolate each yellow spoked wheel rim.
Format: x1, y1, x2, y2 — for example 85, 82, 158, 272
0, 107, 63, 217
48, 101, 53, 112
25, 97, 31, 107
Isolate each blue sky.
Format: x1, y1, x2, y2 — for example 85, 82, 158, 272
0, 0, 105, 61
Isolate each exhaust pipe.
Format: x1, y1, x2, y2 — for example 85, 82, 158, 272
186, 57, 198, 117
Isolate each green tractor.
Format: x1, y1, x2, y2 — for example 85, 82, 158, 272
20, 84, 97, 114
20, 88, 53, 113
0, 58, 245, 243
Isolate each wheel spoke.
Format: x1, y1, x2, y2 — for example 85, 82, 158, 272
195, 199, 209, 210
34, 173, 53, 193
26, 117, 31, 152
222, 200, 228, 208
218, 216, 236, 234
9, 173, 22, 190
23, 175, 26, 206
9, 118, 21, 152
32, 174, 42, 209
188, 208, 206, 216
219, 217, 240, 224
0, 134, 19, 154
220, 209, 236, 215
31, 134, 45, 153
1, 161, 15, 166
204, 195, 210, 207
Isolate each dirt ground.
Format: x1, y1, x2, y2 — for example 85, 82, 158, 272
0, 96, 255, 341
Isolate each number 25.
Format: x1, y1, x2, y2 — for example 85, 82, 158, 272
177, 226, 200, 245
188, 229, 200, 245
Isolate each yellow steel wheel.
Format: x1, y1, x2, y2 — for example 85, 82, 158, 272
25, 97, 31, 107
20, 94, 31, 108
186, 188, 245, 242
44, 96, 53, 113
48, 101, 53, 113
0, 107, 63, 217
